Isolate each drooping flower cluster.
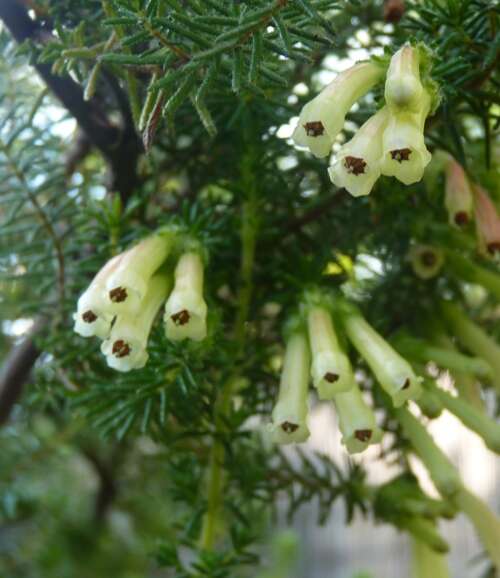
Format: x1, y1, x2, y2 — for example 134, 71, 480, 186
443, 156, 500, 256
293, 45, 438, 197
269, 295, 421, 453
73, 232, 208, 372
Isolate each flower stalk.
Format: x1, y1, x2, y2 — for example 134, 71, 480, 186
445, 250, 500, 301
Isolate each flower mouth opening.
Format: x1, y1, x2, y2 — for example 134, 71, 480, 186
487, 242, 500, 255
303, 121, 325, 137
402, 378, 411, 390
421, 251, 437, 267
109, 286, 128, 303
171, 309, 191, 326
281, 421, 299, 434
112, 339, 131, 358
390, 148, 412, 163
344, 155, 367, 175
82, 310, 98, 323
324, 372, 339, 383
354, 429, 372, 442
454, 211, 469, 227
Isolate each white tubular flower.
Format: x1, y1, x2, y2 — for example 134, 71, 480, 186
307, 306, 353, 398
396, 407, 462, 498
385, 45, 424, 112
340, 303, 422, 407
106, 233, 173, 315
454, 487, 500, 570
444, 159, 473, 227
292, 62, 384, 158
411, 537, 450, 578
473, 184, 500, 256
328, 107, 389, 197
73, 254, 122, 339
380, 91, 432, 185
408, 244, 444, 279
333, 382, 383, 454
164, 252, 207, 342
270, 332, 310, 445
101, 274, 171, 372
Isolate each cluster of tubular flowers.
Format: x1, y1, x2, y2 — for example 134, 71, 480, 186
293, 44, 437, 197
443, 155, 500, 256
269, 295, 422, 454
73, 232, 208, 372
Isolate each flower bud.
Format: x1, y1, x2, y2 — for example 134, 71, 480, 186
328, 107, 388, 197
73, 254, 122, 339
293, 62, 384, 158
106, 233, 173, 315
396, 407, 461, 497
270, 332, 310, 445
307, 306, 354, 398
101, 274, 171, 372
385, 45, 424, 112
444, 159, 473, 227
333, 382, 383, 454
339, 302, 422, 407
380, 91, 432, 185
472, 184, 500, 256
164, 252, 207, 342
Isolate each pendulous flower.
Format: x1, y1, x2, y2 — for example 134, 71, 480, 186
472, 184, 500, 256
444, 159, 473, 227
101, 274, 171, 372
411, 536, 450, 578
380, 91, 432, 185
333, 381, 383, 454
307, 305, 354, 398
270, 332, 311, 445
73, 254, 122, 339
328, 107, 389, 197
339, 301, 422, 407
408, 244, 444, 279
106, 233, 173, 314
292, 62, 384, 158
164, 251, 207, 342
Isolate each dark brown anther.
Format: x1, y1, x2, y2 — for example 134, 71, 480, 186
112, 339, 131, 358
281, 421, 299, 434
344, 156, 367, 176
82, 310, 97, 323
109, 286, 127, 303
421, 251, 437, 267
454, 212, 469, 227
487, 242, 500, 255
171, 309, 190, 326
355, 429, 372, 442
384, 0, 405, 23
303, 121, 325, 137
402, 378, 411, 390
324, 372, 339, 383
390, 148, 412, 163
